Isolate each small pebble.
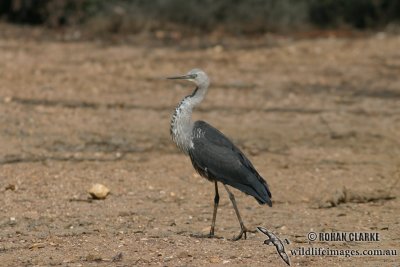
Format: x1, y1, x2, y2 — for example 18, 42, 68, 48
112, 252, 123, 262
88, 184, 110, 199
29, 243, 45, 249
9, 217, 16, 225
210, 257, 220, 263
5, 184, 16, 191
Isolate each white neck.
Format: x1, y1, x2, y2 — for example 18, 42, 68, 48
170, 83, 209, 154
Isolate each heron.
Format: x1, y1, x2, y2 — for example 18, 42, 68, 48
168, 68, 272, 241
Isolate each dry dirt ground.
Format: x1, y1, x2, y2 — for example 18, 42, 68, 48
1, 28, 400, 266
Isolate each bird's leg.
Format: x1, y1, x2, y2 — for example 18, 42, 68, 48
189, 181, 222, 239
223, 184, 254, 241
209, 181, 219, 237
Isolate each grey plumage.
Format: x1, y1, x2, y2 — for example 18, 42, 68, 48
168, 68, 272, 240
189, 121, 272, 206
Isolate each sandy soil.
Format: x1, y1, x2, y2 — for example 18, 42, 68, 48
0, 28, 400, 266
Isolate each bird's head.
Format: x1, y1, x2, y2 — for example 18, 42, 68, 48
167, 68, 209, 87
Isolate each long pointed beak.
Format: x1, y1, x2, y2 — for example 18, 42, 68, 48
167, 74, 196, 80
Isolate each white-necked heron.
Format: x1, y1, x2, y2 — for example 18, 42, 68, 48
168, 68, 272, 240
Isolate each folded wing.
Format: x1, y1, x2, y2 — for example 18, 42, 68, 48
189, 120, 272, 206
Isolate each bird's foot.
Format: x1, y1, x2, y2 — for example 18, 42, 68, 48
230, 225, 256, 241
190, 232, 222, 239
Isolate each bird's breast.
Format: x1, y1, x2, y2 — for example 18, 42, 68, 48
170, 104, 194, 154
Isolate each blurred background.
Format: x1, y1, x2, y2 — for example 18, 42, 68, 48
1, 0, 400, 39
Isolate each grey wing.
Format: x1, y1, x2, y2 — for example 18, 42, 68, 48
189, 121, 272, 206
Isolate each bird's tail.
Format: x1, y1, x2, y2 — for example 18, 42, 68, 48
254, 175, 272, 207
226, 171, 272, 207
